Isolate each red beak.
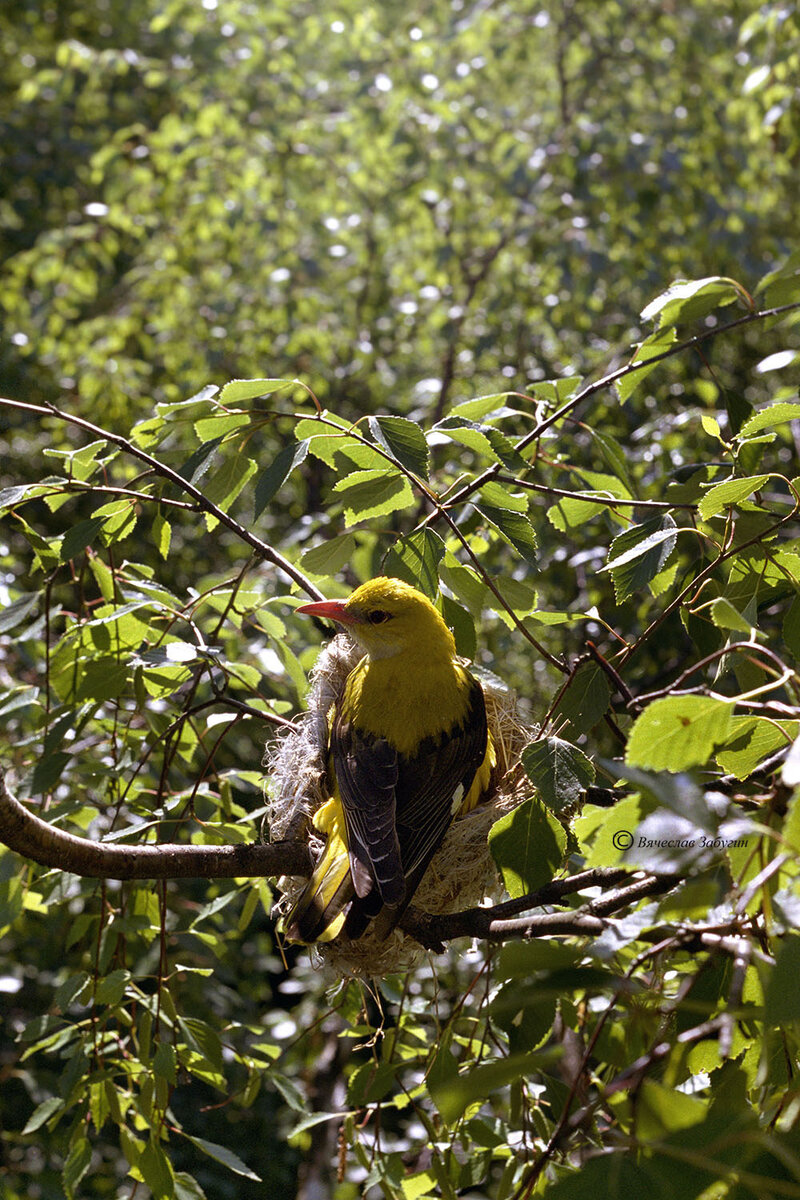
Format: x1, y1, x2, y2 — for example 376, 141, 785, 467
296, 599, 358, 625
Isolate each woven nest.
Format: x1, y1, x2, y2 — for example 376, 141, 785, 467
265, 634, 535, 977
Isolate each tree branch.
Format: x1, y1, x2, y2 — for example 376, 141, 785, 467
0, 766, 311, 880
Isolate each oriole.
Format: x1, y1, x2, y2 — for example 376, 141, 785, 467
283, 577, 495, 943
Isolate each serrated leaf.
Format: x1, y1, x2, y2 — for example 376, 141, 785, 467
449, 392, 515, 420
476, 500, 538, 565
430, 1049, 545, 1125
218, 377, 294, 403
153, 513, 171, 560
153, 1041, 178, 1084
178, 437, 223, 485
193, 411, 250, 441
627, 696, 734, 771
140, 1141, 175, 1200
716, 716, 798, 780
604, 516, 678, 602
640, 276, 743, 329
522, 738, 595, 814
369, 415, 430, 479
432, 416, 527, 471
440, 593, 476, 659
552, 663, 612, 736
697, 475, 770, 521
203, 455, 257, 526
300, 532, 357, 575
332, 468, 414, 524
254, 440, 309, 517
183, 1135, 261, 1180
61, 516, 107, 561
478, 481, 528, 512
63, 1135, 92, 1199
382, 529, 446, 598
710, 598, 752, 633
0, 592, 39, 633
439, 561, 489, 618
94, 968, 130, 1006
546, 495, 605, 533
738, 402, 800, 440
616, 327, 677, 403
488, 796, 566, 898
23, 1096, 65, 1134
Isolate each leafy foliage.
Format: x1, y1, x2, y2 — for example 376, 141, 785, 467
2, 2, 800, 1198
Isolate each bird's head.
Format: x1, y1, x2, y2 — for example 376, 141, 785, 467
297, 577, 456, 661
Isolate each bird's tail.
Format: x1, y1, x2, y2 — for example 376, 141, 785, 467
282, 798, 354, 943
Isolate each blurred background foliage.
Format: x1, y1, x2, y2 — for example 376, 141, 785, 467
2, 1, 800, 1198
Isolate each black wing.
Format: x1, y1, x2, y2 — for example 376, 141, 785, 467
330, 716, 404, 905
394, 676, 488, 887
332, 675, 488, 938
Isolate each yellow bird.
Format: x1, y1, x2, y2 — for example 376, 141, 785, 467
283, 577, 495, 943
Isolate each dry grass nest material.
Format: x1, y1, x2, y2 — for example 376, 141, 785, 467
265, 634, 535, 977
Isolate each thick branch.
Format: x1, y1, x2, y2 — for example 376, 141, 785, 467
0, 767, 311, 880
399, 870, 678, 947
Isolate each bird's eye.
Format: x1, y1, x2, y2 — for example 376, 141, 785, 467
367, 609, 391, 624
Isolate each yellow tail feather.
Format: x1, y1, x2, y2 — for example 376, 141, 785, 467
283, 798, 353, 943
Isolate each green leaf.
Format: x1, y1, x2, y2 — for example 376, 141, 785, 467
783, 593, 800, 659
710, 597, 753, 633
332, 468, 415, 524
300, 532, 357, 575
140, 1141, 175, 1200
546, 496, 605, 532
430, 1049, 546, 1125
218, 377, 294, 403
254, 440, 309, 517
178, 437, 223, 485
193, 411, 250, 441
174, 1173, 208, 1200
521, 737, 595, 815
488, 796, 566, 899
0, 592, 39, 633
640, 276, 743, 329
449, 392, 515, 420
697, 474, 770, 521
433, 416, 527, 471
476, 498, 538, 565
60, 516, 108, 561
153, 1041, 178, 1084
616, 327, 677, 403
368, 415, 430, 479
203, 455, 257, 524
153, 512, 171, 560
627, 696, 734, 771
604, 515, 678, 602
94, 968, 130, 1006
765, 936, 800, 1024
737, 402, 800, 440
23, 1095, 65, 1134
63, 1135, 92, 1199
95, 499, 138, 545
440, 594, 476, 659
551, 663, 612, 736
382, 529, 446, 599
716, 716, 798, 780
438, 561, 490, 618
183, 1135, 261, 1181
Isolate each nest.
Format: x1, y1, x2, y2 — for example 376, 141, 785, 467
265, 634, 535, 977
